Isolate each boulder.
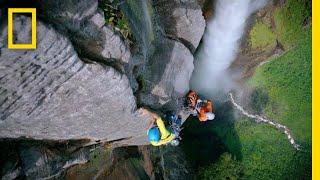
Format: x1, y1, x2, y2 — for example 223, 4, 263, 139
0, 16, 150, 143
140, 39, 194, 109
120, 0, 204, 110
38, 0, 131, 65
17, 145, 90, 179
153, 0, 205, 52
100, 25, 131, 64
18, 146, 64, 178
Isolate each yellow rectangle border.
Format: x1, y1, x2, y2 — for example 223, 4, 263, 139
8, 8, 36, 49
313, 0, 318, 179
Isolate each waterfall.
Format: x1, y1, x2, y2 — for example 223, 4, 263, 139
120, 0, 154, 57
190, 0, 301, 151
191, 0, 267, 99
229, 93, 301, 151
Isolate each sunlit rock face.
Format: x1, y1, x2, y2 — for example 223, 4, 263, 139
38, 0, 131, 65
140, 38, 194, 109
0, 0, 205, 144
153, 0, 206, 52
0, 15, 151, 143
0, 0, 206, 179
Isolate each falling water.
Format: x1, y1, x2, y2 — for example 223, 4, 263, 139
191, 0, 267, 99
190, 0, 301, 150
120, 0, 154, 57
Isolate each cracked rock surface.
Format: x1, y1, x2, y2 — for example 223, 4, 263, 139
153, 0, 205, 52
0, 16, 150, 144
0, 0, 205, 145
39, 0, 131, 65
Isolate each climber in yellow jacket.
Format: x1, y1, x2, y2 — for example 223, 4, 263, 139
142, 108, 179, 146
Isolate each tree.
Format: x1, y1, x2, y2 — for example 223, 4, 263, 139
199, 153, 243, 180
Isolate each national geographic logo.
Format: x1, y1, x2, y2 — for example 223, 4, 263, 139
7, 8, 37, 49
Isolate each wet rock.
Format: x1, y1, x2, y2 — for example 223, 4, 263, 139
121, 0, 203, 111
153, 0, 205, 52
119, 0, 155, 57
197, 0, 215, 20
0, 16, 150, 143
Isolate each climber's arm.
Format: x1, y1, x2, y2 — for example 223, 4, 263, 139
140, 108, 175, 146
207, 100, 213, 112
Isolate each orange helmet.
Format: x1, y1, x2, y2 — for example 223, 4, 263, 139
186, 90, 198, 109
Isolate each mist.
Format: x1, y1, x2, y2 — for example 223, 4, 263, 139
190, 0, 267, 100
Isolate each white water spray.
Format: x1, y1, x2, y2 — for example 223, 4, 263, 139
190, 0, 300, 151
191, 0, 267, 98
229, 93, 301, 150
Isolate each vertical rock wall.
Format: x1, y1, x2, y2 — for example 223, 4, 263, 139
0, 0, 206, 144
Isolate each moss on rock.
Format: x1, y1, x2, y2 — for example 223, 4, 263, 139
250, 22, 276, 50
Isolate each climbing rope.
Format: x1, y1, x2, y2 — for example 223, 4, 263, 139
229, 93, 301, 151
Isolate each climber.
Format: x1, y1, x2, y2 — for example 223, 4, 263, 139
186, 90, 215, 122
142, 109, 180, 146
165, 112, 182, 138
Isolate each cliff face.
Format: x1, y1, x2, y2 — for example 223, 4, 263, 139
121, 0, 205, 110
0, 0, 205, 145
0, 15, 150, 144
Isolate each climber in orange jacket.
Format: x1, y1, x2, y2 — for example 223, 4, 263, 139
186, 90, 215, 122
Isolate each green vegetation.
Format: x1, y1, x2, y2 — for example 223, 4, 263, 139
249, 88, 269, 114
250, 22, 276, 50
196, 0, 311, 179
244, 0, 311, 178
250, 29, 311, 142
136, 75, 146, 92
249, 0, 311, 50
99, 0, 133, 40
235, 119, 311, 179
273, 0, 311, 48
199, 153, 243, 180
243, 26, 311, 179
